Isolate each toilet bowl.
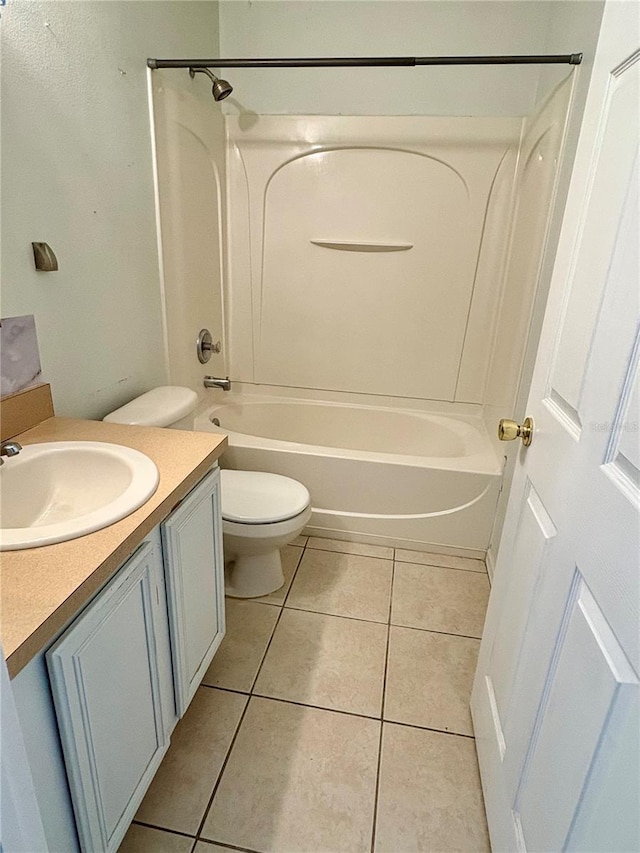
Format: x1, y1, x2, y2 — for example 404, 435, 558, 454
104, 386, 311, 598
221, 469, 312, 598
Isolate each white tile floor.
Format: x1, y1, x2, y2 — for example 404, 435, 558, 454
120, 538, 491, 853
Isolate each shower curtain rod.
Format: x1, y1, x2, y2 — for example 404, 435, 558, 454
147, 53, 582, 69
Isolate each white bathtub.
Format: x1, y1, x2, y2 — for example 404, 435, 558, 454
194, 395, 503, 555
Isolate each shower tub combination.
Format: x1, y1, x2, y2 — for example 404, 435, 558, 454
194, 393, 503, 556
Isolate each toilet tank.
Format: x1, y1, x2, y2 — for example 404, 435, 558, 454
103, 386, 198, 428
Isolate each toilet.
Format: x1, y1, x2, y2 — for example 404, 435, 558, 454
221, 469, 311, 598
104, 386, 311, 598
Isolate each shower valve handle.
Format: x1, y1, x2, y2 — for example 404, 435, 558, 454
197, 329, 221, 363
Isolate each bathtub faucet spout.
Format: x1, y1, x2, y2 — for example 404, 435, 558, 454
204, 375, 231, 391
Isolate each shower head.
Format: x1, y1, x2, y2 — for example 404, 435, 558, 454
189, 67, 233, 101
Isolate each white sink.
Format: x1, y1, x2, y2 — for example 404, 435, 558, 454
0, 442, 159, 550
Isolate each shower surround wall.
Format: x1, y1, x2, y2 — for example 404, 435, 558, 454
151, 71, 227, 391
226, 116, 522, 404
216, 88, 574, 553
149, 67, 575, 554
214, 115, 523, 552
483, 77, 574, 565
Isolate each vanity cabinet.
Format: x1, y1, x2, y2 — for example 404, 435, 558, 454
46, 537, 170, 853
13, 465, 225, 853
162, 467, 226, 715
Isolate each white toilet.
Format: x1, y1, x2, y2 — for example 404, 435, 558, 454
104, 386, 311, 598
221, 469, 311, 598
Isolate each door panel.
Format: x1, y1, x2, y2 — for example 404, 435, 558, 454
546, 59, 639, 423
472, 5, 640, 850
515, 577, 638, 852
565, 688, 640, 853
490, 481, 557, 725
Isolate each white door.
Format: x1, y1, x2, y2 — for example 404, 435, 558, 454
471, 4, 640, 851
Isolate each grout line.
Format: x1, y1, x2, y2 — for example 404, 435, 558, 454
245, 599, 280, 608
251, 691, 381, 723
389, 623, 483, 641
305, 543, 394, 561
281, 542, 305, 608
249, 605, 286, 693
283, 604, 388, 626
370, 721, 385, 853
200, 683, 250, 698
193, 695, 253, 842
246, 544, 306, 694
394, 558, 487, 575
384, 718, 476, 740
190, 541, 477, 852
279, 606, 483, 641
370, 560, 394, 853
191, 547, 307, 850
131, 820, 196, 839
195, 838, 263, 853
300, 543, 487, 574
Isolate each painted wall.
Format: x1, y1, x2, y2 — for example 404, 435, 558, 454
219, 0, 564, 117
534, 0, 606, 107
1, 1, 219, 418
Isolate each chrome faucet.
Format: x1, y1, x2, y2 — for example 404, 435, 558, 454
0, 441, 22, 465
203, 376, 231, 391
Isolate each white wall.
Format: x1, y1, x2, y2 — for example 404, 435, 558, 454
535, 0, 605, 107
1, 1, 219, 419
219, 0, 561, 116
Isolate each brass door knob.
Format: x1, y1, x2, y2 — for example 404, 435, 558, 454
498, 416, 534, 447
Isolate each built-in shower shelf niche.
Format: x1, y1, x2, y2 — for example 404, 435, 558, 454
310, 239, 413, 252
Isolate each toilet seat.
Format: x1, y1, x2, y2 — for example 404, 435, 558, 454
221, 470, 310, 524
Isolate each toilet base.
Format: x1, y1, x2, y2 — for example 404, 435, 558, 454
225, 549, 284, 598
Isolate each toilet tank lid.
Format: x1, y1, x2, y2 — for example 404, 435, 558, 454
103, 386, 199, 427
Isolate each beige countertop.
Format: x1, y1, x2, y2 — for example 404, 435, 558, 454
1, 417, 227, 678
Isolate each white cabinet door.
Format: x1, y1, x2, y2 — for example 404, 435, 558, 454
472, 5, 640, 851
162, 467, 225, 715
46, 539, 169, 853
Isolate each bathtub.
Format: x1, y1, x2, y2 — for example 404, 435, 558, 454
194, 395, 503, 555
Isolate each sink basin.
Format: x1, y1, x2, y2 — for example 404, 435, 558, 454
0, 442, 159, 550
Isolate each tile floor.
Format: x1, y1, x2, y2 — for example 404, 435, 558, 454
120, 538, 491, 853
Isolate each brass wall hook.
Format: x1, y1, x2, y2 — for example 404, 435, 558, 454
32, 242, 59, 271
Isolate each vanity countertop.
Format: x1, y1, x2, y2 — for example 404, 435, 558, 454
1, 416, 227, 678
